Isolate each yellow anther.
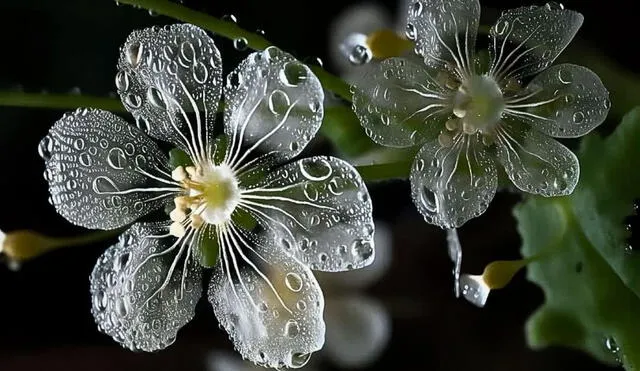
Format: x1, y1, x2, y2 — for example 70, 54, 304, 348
438, 132, 453, 147
482, 259, 528, 290
185, 166, 201, 178
365, 29, 413, 59
445, 118, 460, 131
169, 208, 187, 223
171, 166, 187, 182
174, 196, 189, 209
169, 222, 186, 238
190, 214, 204, 229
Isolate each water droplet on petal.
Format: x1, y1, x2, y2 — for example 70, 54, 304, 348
280, 61, 307, 87
290, 352, 311, 368
268, 89, 291, 115
284, 272, 303, 292
233, 37, 248, 51
348, 44, 372, 66
126, 42, 143, 67
284, 319, 300, 338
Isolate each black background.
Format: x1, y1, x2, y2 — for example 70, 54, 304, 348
0, 0, 636, 370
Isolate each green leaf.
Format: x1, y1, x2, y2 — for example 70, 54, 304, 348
168, 148, 193, 168
515, 107, 640, 370
194, 230, 220, 268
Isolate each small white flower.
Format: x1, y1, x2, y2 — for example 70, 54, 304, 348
352, 0, 610, 228
39, 24, 375, 368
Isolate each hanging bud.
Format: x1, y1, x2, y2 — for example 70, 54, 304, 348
460, 259, 528, 307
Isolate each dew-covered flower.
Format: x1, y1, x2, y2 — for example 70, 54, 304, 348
38, 24, 375, 368
352, 0, 610, 228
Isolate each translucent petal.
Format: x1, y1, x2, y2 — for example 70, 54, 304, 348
406, 0, 480, 74
495, 118, 579, 196
488, 5, 583, 80
324, 296, 390, 368
90, 223, 202, 352
209, 225, 325, 368
315, 221, 392, 289
410, 135, 497, 228
223, 47, 324, 168
40, 109, 175, 230
351, 57, 450, 147
240, 156, 374, 272
117, 24, 222, 159
504, 64, 610, 138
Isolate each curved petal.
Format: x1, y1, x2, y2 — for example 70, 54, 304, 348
495, 118, 579, 196
117, 24, 222, 161
39, 109, 176, 230
239, 156, 374, 272
316, 221, 392, 289
90, 223, 202, 351
410, 135, 497, 228
504, 64, 610, 138
489, 5, 583, 80
324, 296, 390, 368
406, 0, 480, 76
223, 47, 324, 170
209, 224, 325, 369
351, 57, 451, 147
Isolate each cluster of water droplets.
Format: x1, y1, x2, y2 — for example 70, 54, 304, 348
90, 223, 201, 352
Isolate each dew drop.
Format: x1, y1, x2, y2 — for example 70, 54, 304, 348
420, 186, 438, 213
268, 89, 291, 115
351, 239, 373, 261
147, 87, 166, 109
126, 41, 143, 67
280, 62, 307, 87
284, 272, 303, 292
299, 158, 332, 181
572, 111, 585, 124
296, 300, 307, 311
558, 67, 573, 84
233, 37, 248, 51
115, 71, 130, 91
348, 44, 372, 66
125, 94, 142, 108
405, 23, 417, 40
107, 148, 127, 169
290, 352, 311, 368
284, 319, 300, 338
79, 152, 93, 167
544, 2, 565, 11
411, 1, 424, 17
38, 136, 53, 160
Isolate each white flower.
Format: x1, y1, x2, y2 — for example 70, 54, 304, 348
39, 24, 375, 368
351, 0, 610, 228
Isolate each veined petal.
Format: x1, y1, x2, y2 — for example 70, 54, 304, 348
39, 109, 177, 230
239, 156, 374, 272
117, 24, 222, 162
223, 47, 324, 170
352, 57, 450, 147
406, 0, 480, 77
90, 223, 202, 352
410, 135, 497, 228
489, 5, 583, 80
495, 118, 579, 196
504, 64, 609, 138
209, 224, 325, 369
324, 296, 390, 368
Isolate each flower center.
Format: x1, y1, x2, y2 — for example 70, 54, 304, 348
169, 163, 240, 237
452, 74, 505, 135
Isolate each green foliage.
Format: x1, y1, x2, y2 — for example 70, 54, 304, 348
516, 108, 640, 370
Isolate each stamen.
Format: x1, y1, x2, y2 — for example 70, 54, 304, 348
171, 166, 187, 181
170, 208, 187, 223
170, 222, 186, 237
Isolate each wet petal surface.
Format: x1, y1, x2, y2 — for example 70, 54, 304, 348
117, 24, 222, 161
239, 156, 374, 272
351, 57, 450, 147
495, 118, 579, 196
504, 64, 609, 138
39, 109, 175, 230
410, 135, 497, 228
90, 223, 202, 351
209, 224, 325, 368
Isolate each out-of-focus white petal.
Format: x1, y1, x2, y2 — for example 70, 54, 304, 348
240, 156, 374, 272
39, 109, 176, 230
488, 4, 583, 80
324, 296, 390, 368
410, 135, 498, 228
406, 0, 480, 75
504, 64, 609, 138
352, 57, 450, 148
117, 24, 223, 159
208, 225, 325, 369
90, 223, 202, 351
495, 118, 579, 196
223, 47, 324, 169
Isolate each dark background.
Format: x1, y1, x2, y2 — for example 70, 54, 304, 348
0, 0, 636, 370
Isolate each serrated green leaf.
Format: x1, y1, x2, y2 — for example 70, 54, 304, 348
516, 107, 640, 370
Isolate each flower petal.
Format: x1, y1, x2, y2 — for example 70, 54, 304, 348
495, 118, 579, 196
209, 225, 325, 368
239, 156, 374, 272
504, 64, 610, 138
117, 24, 222, 161
406, 0, 480, 74
488, 5, 583, 80
351, 57, 450, 147
39, 109, 176, 230
90, 223, 202, 351
223, 47, 324, 169
324, 296, 390, 368
410, 135, 497, 228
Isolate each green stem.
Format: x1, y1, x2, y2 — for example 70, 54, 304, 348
48, 229, 123, 249
0, 91, 125, 112
117, 0, 352, 101
355, 161, 412, 182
